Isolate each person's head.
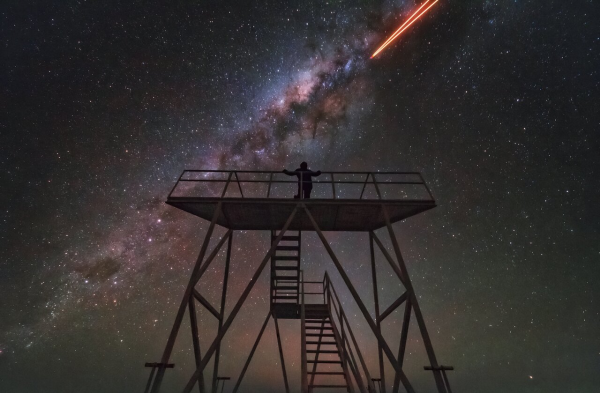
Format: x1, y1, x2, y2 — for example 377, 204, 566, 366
300, 161, 308, 169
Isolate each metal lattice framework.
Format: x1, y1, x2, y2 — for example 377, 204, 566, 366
144, 170, 453, 393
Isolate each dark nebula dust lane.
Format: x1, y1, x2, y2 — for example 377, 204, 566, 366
1, 1, 599, 392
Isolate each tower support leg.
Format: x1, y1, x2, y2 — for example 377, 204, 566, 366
302, 204, 414, 393
274, 315, 290, 393
370, 232, 386, 393
189, 297, 206, 393
212, 231, 233, 393
392, 299, 411, 393
232, 311, 272, 393
150, 203, 225, 393
181, 207, 298, 393
381, 206, 447, 393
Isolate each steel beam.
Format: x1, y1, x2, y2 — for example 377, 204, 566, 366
181, 207, 298, 393
150, 202, 223, 393
370, 232, 386, 393
382, 206, 447, 393
189, 298, 207, 393
231, 312, 271, 393
274, 315, 290, 393
212, 232, 232, 393
379, 292, 408, 322
392, 299, 411, 393
302, 204, 415, 393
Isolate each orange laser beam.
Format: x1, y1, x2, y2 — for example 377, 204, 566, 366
371, 0, 439, 58
380, 0, 436, 50
375, 0, 430, 54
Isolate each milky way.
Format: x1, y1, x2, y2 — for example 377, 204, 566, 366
1, 1, 598, 392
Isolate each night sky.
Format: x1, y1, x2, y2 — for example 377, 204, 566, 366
1, 0, 599, 392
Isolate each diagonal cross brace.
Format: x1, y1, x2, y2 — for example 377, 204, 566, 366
301, 204, 415, 393
181, 207, 299, 393
150, 203, 226, 393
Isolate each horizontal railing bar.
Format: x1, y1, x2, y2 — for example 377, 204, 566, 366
181, 170, 423, 175
170, 170, 435, 203
178, 179, 424, 185
168, 197, 434, 204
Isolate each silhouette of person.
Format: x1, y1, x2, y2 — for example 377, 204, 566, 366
283, 162, 322, 199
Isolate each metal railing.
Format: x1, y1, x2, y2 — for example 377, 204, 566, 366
168, 170, 435, 202
300, 273, 377, 393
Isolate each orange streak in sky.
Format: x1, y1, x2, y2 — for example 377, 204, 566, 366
371, 0, 439, 58
375, 0, 431, 53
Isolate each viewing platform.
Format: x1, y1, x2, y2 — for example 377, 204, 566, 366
167, 170, 436, 231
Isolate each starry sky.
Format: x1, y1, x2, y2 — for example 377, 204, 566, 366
1, 0, 599, 392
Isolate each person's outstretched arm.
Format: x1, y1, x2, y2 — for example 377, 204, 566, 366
311, 170, 322, 177
282, 169, 295, 176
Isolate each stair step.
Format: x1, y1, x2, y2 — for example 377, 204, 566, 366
274, 262, 300, 267
273, 276, 298, 280
308, 385, 348, 388
307, 349, 339, 354
306, 341, 337, 345
307, 371, 346, 375
273, 284, 298, 289
275, 246, 300, 251
272, 256, 299, 261
273, 295, 299, 299
307, 360, 341, 364
306, 333, 335, 337
271, 235, 300, 244
273, 266, 299, 271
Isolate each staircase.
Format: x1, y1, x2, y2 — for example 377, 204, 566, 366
271, 231, 301, 319
269, 233, 356, 391
304, 304, 352, 392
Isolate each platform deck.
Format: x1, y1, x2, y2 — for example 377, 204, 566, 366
166, 170, 436, 231
167, 198, 435, 231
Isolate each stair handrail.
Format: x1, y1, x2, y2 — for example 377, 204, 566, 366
324, 273, 377, 393
300, 269, 308, 393
324, 277, 364, 393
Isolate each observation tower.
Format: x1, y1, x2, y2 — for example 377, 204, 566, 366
144, 170, 454, 393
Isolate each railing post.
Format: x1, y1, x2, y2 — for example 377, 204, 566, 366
220, 172, 233, 198
419, 173, 435, 201
331, 172, 336, 199
267, 173, 273, 198
168, 171, 185, 198
233, 171, 244, 198
359, 173, 369, 199
372, 173, 382, 199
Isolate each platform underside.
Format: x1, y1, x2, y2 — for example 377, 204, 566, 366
166, 198, 435, 231
271, 303, 300, 319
